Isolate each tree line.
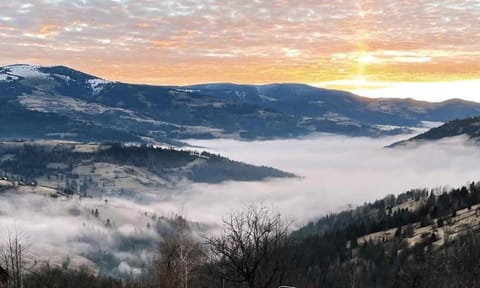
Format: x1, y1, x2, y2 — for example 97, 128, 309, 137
4, 182, 480, 287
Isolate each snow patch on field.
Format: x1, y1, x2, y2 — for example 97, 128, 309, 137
19, 94, 134, 115
18, 94, 231, 139
258, 94, 277, 102
53, 74, 73, 82
87, 78, 112, 95
0, 73, 18, 81
30, 243, 96, 272
4, 64, 51, 79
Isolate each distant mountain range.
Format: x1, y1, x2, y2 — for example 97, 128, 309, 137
2, 64, 480, 143
389, 117, 480, 147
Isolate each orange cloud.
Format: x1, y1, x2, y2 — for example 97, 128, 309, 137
137, 22, 149, 29
0, 0, 478, 87
39, 24, 61, 35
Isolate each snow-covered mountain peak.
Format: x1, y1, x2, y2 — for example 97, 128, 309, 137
0, 64, 51, 80
0, 64, 114, 96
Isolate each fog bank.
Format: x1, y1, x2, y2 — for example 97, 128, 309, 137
180, 134, 480, 227
2, 133, 480, 273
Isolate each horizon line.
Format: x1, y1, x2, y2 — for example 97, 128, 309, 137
2, 63, 480, 104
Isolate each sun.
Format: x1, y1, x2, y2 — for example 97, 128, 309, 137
351, 75, 368, 87
358, 54, 377, 64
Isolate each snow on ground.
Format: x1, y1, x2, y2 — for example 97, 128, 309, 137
391, 199, 424, 213
76, 162, 169, 186
366, 100, 429, 114
19, 94, 136, 116
259, 94, 278, 102
4, 64, 51, 79
356, 203, 480, 250
18, 94, 222, 138
175, 88, 198, 93
0, 180, 13, 188
52, 74, 72, 82
29, 242, 97, 272
0, 73, 18, 81
87, 78, 112, 95
16, 185, 58, 196
72, 144, 101, 153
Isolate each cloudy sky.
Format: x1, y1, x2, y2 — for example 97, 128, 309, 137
0, 1, 479, 101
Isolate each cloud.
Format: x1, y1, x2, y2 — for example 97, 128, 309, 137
0, 192, 169, 275
0, 1, 478, 86
2, 133, 480, 272
180, 134, 480, 228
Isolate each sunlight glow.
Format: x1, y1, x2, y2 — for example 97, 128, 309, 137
0, 0, 478, 98
358, 54, 378, 64
314, 79, 480, 102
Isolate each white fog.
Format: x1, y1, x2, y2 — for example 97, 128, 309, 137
179, 134, 480, 227
1, 133, 480, 273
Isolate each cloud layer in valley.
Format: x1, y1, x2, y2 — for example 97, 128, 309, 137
2, 133, 480, 273
180, 134, 480, 227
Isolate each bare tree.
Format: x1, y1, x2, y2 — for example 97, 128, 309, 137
157, 216, 204, 288
0, 230, 27, 288
205, 204, 292, 288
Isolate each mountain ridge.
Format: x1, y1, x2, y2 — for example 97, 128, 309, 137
3, 64, 479, 105
2, 64, 480, 143
388, 116, 480, 147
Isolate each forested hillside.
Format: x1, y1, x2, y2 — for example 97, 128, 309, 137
293, 182, 480, 287
3, 65, 480, 142
0, 141, 293, 190
390, 116, 480, 147
4, 181, 480, 288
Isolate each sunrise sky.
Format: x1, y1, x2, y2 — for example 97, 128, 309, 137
0, 1, 479, 101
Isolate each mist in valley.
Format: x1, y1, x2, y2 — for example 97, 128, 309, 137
181, 133, 480, 226
2, 132, 480, 275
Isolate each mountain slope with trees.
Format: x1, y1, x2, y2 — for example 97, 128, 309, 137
2, 64, 480, 143
4, 181, 480, 287
0, 141, 293, 189
292, 181, 480, 287
389, 116, 480, 147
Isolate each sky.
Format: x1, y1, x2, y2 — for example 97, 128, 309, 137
0, 1, 479, 101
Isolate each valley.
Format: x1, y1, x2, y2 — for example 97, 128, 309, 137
1, 1, 479, 287
2, 132, 480, 280
2, 64, 480, 286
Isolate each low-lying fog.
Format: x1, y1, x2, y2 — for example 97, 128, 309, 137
181, 134, 480, 227
2, 132, 480, 274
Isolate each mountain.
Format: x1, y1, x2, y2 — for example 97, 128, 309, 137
188, 83, 480, 126
291, 182, 480, 287
2, 64, 480, 143
389, 116, 480, 147
0, 101, 141, 142
0, 141, 293, 188
0, 140, 293, 275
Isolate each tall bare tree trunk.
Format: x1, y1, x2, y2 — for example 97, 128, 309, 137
0, 231, 26, 288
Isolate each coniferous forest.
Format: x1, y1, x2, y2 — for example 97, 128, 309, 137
3, 182, 480, 288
